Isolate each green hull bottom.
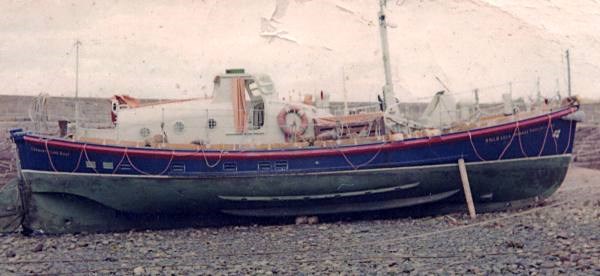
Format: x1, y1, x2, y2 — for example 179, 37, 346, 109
16, 155, 570, 234
0, 178, 23, 233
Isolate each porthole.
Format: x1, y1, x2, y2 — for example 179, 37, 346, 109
208, 118, 217, 129
140, 127, 151, 138
173, 121, 185, 134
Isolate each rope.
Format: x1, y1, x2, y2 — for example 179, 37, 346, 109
44, 139, 58, 172
110, 145, 222, 174
515, 117, 550, 158
516, 120, 529, 158
338, 142, 385, 170
497, 121, 519, 160
536, 115, 552, 157
82, 144, 98, 174
562, 120, 574, 155
125, 150, 174, 176
468, 131, 488, 162
548, 118, 560, 154
112, 147, 128, 174
44, 139, 83, 173
200, 146, 225, 168
470, 114, 556, 161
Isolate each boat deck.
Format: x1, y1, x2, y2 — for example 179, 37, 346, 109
75, 104, 568, 152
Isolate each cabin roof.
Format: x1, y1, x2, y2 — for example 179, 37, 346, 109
213, 73, 254, 84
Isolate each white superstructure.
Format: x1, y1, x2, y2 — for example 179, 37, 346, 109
79, 70, 327, 145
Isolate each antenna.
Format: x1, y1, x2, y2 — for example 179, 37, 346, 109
74, 40, 82, 139
342, 66, 348, 115
566, 49, 572, 97
555, 78, 561, 100
435, 76, 451, 93
536, 77, 541, 102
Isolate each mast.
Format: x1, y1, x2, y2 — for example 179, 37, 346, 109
536, 77, 541, 102
342, 66, 348, 115
74, 40, 81, 138
566, 49, 572, 97
378, 0, 396, 112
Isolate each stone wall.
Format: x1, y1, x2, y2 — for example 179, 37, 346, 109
0, 95, 113, 185
0, 95, 112, 125
573, 124, 600, 170
572, 103, 600, 170
579, 103, 600, 124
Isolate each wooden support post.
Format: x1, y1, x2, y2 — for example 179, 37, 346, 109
458, 158, 477, 219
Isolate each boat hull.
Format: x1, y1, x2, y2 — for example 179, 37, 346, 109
6, 106, 581, 233
19, 154, 571, 234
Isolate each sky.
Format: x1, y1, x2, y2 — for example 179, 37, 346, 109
0, 0, 598, 103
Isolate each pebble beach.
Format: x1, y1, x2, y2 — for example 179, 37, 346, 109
0, 166, 598, 275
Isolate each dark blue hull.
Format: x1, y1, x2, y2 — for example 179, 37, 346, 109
12, 107, 577, 177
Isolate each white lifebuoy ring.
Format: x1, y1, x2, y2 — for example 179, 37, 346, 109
277, 105, 309, 138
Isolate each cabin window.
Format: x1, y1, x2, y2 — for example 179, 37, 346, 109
208, 118, 217, 129
173, 121, 185, 134
251, 102, 265, 129
223, 162, 237, 171
246, 80, 265, 130
118, 163, 132, 171
140, 127, 151, 138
